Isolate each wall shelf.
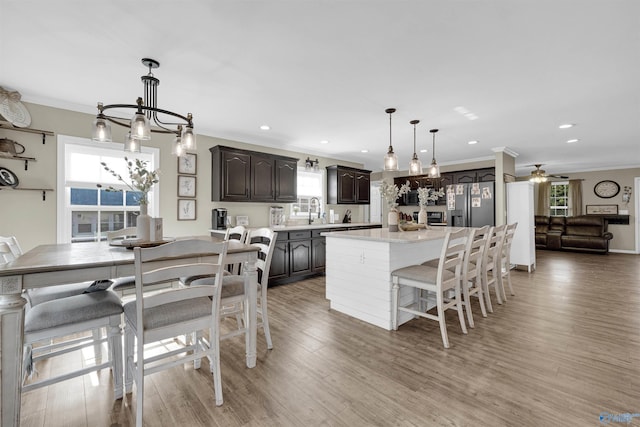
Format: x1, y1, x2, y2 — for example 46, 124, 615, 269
0, 121, 54, 144
0, 187, 54, 201
0, 155, 37, 170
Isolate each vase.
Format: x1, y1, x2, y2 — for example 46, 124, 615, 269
388, 208, 399, 232
418, 206, 427, 225
136, 202, 151, 242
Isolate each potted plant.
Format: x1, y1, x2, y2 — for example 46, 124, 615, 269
380, 180, 410, 231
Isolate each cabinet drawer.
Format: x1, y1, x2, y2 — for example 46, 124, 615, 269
275, 231, 289, 241
289, 230, 312, 240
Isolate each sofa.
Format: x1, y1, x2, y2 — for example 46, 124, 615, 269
535, 215, 613, 254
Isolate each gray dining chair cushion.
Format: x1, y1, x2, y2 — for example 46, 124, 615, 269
110, 276, 136, 291
24, 290, 123, 333
421, 258, 439, 268
190, 274, 246, 299
123, 296, 213, 330
26, 282, 93, 307
392, 264, 455, 283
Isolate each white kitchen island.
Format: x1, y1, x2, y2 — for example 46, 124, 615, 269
323, 227, 465, 330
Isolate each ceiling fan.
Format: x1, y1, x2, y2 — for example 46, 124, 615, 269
528, 164, 569, 182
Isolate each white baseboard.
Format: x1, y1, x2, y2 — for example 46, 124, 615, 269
609, 249, 639, 255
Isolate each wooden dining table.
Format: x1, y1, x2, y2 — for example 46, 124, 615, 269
0, 236, 260, 427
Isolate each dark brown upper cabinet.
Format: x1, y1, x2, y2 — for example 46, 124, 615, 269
326, 165, 372, 204
210, 145, 298, 202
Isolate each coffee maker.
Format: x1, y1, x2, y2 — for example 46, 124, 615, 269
212, 208, 228, 230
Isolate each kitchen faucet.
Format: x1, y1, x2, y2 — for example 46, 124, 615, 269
309, 197, 321, 224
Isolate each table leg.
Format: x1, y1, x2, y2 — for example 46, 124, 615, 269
243, 258, 258, 368
0, 276, 27, 427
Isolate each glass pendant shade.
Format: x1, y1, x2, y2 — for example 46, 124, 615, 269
172, 135, 185, 157
409, 154, 422, 176
384, 149, 399, 171
131, 112, 151, 140
429, 161, 440, 178
181, 125, 197, 150
124, 132, 141, 153
92, 114, 112, 142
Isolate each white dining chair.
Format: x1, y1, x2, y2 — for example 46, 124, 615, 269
124, 239, 228, 426
391, 228, 469, 348
0, 240, 123, 399
224, 225, 249, 275
1, 235, 109, 359
191, 228, 277, 350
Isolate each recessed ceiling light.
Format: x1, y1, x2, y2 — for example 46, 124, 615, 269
468, 140, 478, 145
420, 149, 428, 153
361, 149, 369, 153
566, 139, 579, 143
260, 125, 270, 130
320, 140, 329, 144
559, 123, 574, 129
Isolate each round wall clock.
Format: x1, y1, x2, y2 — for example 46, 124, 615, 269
594, 180, 620, 198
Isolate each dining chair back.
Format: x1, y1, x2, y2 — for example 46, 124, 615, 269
499, 222, 518, 300
0, 235, 22, 262
460, 225, 490, 327
391, 228, 470, 348
225, 225, 249, 274
106, 227, 139, 295
106, 227, 137, 243
481, 224, 507, 312
124, 239, 228, 426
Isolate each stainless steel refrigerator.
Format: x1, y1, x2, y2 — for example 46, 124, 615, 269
446, 182, 495, 227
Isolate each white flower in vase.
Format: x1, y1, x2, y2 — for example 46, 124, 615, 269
417, 187, 445, 207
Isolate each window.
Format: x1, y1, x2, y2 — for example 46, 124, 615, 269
550, 181, 569, 216
57, 135, 159, 243
292, 168, 324, 219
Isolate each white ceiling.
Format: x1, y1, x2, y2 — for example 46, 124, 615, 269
1, 1, 638, 177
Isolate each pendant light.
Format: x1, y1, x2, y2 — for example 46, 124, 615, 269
408, 119, 422, 175
383, 108, 399, 171
429, 128, 441, 178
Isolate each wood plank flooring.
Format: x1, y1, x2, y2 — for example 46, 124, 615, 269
20, 250, 640, 426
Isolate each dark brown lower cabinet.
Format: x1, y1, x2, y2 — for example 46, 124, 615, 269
269, 225, 381, 285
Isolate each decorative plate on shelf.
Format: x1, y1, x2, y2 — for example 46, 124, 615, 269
0, 86, 31, 128
0, 167, 19, 187
593, 180, 620, 198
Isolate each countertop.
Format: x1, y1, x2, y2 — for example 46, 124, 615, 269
322, 226, 465, 243
210, 222, 382, 234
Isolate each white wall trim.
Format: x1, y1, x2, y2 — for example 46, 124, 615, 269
609, 249, 639, 255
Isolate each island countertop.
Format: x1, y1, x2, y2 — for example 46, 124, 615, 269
322, 226, 465, 243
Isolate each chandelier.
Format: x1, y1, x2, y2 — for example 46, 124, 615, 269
91, 58, 196, 156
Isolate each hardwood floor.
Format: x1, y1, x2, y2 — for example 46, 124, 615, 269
20, 250, 640, 426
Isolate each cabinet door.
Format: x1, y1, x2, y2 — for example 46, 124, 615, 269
221, 150, 251, 201
251, 155, 275, 201
338, 169, 356, 203
355, 172, 370, 203
456, 172, 476, 184
476, 168, 496, 182
289, 239, 312, 275
268, 241, 289, 281
275, 158, 297, 202
311, 237, 327, 272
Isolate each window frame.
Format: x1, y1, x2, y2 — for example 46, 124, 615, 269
56, 134, 160, 243
549, 181, 569, 217
291, 167, 324, 219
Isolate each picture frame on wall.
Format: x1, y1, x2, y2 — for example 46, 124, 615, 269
586, 204, 618, 215
177, 175, 196, 198
177, 153, 197, 175
178, 199, 197, 220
